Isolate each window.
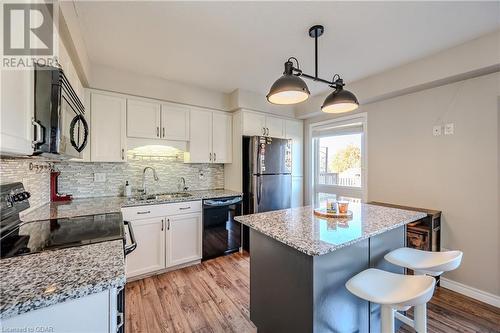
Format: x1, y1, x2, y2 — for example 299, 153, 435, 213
311, 114, 367, 206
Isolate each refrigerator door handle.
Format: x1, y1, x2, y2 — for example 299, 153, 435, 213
256, 176, 262, 205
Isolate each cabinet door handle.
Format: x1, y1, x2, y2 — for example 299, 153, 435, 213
214, 152, 216, 162
157, 127, 159, 137
167, 218, 170, 230
162, 127, 165, 138
266, 128, 270, 136
121, 148, 125, 160
262, 127, 266, 135
161, 219, 164, 231
179, 206, 191, 210
136, 210, 151, 215
32, 119, 44, 148
209, 152, 212, 162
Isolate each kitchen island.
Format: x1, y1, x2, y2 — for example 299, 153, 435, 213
235, 203, 426, 333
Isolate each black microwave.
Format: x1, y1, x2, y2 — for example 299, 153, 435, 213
32, 63, 88, 159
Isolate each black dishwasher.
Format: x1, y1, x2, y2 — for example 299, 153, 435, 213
202, 196, 242, 260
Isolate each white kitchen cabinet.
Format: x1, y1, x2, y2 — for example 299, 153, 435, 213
166, 212, 202, 267
161, 103, 190, 140
90, 92, 127, 162
242, 111, 266, 136
212, 112, 232, 163
242, 110, 285, 138
186, 109, 232, 164
125, 216, 166, 278
1, 289, 117, 332
187, 108, 213, 163
121, 201, 202, 279
0, 70, 34, 155
126, 99, 190, 141
127, 99, 161, 139
285, 119, 304, 177
266, 116, 285, 138
291, 176, 304, 208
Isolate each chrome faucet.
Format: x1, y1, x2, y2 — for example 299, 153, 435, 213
142, 167, 159, 195
178, 177, 188, 192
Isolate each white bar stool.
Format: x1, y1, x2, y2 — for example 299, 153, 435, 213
346, 268, 436, 333
384, 247, 463, 276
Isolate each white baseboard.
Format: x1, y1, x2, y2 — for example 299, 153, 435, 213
440, 277, 500, 308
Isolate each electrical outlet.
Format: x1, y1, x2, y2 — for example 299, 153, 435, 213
432, 125, 442, 136
444, 123, 454, 135
93, 173, 106, 183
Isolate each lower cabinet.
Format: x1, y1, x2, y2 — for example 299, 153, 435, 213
122, 201, 202, 279
125, 217, 166, 277
1, 289, 119, 332
167, 213, 202, 267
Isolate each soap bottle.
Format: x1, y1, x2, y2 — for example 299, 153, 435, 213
125, 181, 132, 197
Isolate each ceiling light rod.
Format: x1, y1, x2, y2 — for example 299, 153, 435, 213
283, 25, 344, 89
267, 24, 358, 113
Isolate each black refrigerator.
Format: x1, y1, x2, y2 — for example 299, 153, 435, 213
243, 136, 292, 215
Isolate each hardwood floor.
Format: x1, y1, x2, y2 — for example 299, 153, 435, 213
126, 252, 500, 333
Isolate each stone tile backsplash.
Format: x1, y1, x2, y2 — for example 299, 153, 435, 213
55, 157, 224, 198
0, 159, 51, 210
0, 156, 224, 207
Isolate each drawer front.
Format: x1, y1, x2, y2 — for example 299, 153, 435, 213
121, 200, 201, 220
164, 200, 201, 215
121, 205, 167, 220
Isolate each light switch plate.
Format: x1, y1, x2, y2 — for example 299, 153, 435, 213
444, 123, 454, 135
433, 125, 442, 136
94, 173, 106, 183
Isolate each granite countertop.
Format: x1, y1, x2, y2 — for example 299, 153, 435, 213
0, 240, 125, 319
21, 189, 242, 222
235, 203, 426, 256
2, 188, 241, 319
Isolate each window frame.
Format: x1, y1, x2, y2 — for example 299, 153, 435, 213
309, 113, 368, 204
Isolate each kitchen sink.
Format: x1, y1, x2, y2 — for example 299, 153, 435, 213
130, 192, 193, 202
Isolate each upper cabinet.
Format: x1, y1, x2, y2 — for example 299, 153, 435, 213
186, 108, 232, 164
187, 108, 212, 163
127, 99, 161, 139
88, 89, 231, 164
212, 112, 232, 163
0, 70, 34, 155
266, 116, 285, 138
242, 111, 285, 138
285, 120, 303, 177
90, 92, 127, 162
161, 103, 190, 141
242, 112, 266, 136
126, 99, 190, 141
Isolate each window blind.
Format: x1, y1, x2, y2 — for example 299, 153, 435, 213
312, 122, 363, 138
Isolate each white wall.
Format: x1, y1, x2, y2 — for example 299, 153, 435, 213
296, 29, 500, 119
89, 64, 231, 111
305, 72, 500, 297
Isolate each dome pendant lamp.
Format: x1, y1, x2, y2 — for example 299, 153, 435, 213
266, 25, 359, 113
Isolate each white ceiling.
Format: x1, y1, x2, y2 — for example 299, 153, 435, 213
75, 1, 500, 96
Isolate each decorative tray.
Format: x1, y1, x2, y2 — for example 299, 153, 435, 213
313, 208, 353, 218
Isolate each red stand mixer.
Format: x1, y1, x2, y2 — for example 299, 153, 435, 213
50, 168, 72, 202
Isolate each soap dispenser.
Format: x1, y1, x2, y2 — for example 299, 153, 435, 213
125, 181, 132, 197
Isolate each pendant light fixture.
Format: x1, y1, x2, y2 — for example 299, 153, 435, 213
267, 25, 359, 113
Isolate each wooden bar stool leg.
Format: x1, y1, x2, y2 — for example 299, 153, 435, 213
414, 303, 427, 333
381, 305, 395, 333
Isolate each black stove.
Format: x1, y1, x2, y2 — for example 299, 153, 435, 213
1, 213, 125, 259
0, 182, 134, 260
